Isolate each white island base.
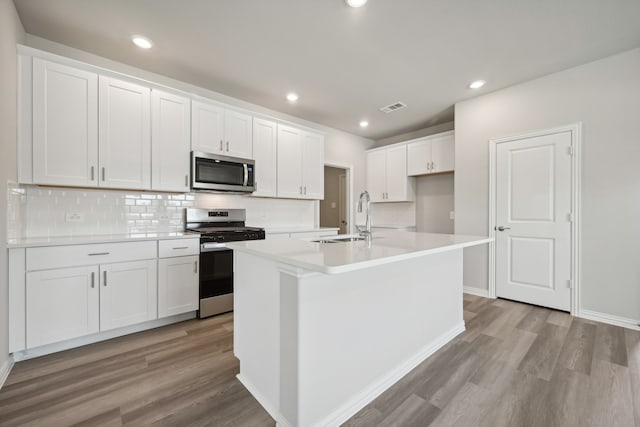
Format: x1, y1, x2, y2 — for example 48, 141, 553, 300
231, 235, 480, 427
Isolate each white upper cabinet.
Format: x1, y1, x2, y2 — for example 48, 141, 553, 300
32, 58, 98, 187
301, 131, 325, 200
407, 131, 454, 176
191, 99, 252, 159
366, 145, 414, 202
98, 76, 151, 190
252, 118, 278, 198
276, 124, 325, 200
151, 89, 191, 192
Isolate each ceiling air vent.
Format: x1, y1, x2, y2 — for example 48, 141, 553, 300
379, 102, 407, 113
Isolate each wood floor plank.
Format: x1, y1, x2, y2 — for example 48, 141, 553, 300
556, 319, 597, 375
594, 323, 629, 367
2, 298, 638, 427
518, 322, 569, 381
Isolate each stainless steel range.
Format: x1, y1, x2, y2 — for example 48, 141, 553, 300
185, 208, 265, 318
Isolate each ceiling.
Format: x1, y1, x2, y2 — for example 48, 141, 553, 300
13, 0, 640, 140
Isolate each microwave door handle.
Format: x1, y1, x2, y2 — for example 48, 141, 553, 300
243, 163, 248, 186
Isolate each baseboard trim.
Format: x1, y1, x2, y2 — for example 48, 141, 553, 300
236, 374, 290, 427
578, 309, 640, 331
13, 311, 197, 361
319, 322, 466, 427
0, 355, 15, 391
463, 286, 491, 298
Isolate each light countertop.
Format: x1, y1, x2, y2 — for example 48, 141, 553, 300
265, 227, 339, 234
7, 232, 200, 248
228, 231, 492, 274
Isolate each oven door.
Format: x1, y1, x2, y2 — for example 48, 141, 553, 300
192, 151, 255, 193
199, 244, 234, 318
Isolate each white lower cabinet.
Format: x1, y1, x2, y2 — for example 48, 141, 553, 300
158, 255, 199, 318
26, 265, 100, 348
99, 260, 157, 331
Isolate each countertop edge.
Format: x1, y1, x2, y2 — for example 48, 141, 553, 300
228, 236, 493, 274
7, 232, 201, 249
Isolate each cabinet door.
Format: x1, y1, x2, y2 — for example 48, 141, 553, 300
366, 150, 387, 202
276, 124, 303, 198
98, 76, 151, 190
225, 110, 253, 159
26, 265, 99, 348
99, 260, 157, 331
385, 145, 409, 201
191, 100, 224, 154
407, 138, 431, 176
32, 58, 98, 187
430, 133, 455, 173
151, 90, 191, 192
301, 131, 325, 200
252, 118, 277, 197
158, 255, 199, 318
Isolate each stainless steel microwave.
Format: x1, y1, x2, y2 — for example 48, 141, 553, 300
191, 151, 255, 193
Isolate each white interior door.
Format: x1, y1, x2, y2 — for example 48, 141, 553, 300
495, 131, 572, 311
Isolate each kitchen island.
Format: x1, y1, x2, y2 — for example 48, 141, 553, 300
228, 231, 491, 427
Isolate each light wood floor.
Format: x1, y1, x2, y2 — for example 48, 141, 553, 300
1, 295, 638, 426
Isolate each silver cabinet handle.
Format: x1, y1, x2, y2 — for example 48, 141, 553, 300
431, 161, 435, 170
91, 272, 95, 288
427, 162, 431, 171
300, 186, 303, 195
91, 166, 95, 181
172, 246, 189, 250
103, 270, 107, 286
194, 260, 198, 274
304, 186, 307, 195
496, 226, 511, 231
226, 141, 229, 152
185, 175, 188, 187
102, 167, 106, 181
254, 180, 258, 191
220, 140, 223, 151
88, 252, 110, 256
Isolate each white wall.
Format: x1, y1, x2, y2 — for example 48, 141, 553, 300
455, 48, 640, 322
416, 173, 454, 233
18, 36, 374, 233
0, 0, 25, 379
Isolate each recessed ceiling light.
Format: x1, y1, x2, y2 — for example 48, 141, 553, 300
132, 35, 153, 49
346, 0, 368, 7
286, 93, 299, 102
359, 120, 369, 128
469, 80, 486, 89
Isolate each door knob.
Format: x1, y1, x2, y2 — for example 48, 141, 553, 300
496, 226, 511, 231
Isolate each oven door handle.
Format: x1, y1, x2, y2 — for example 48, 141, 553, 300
201, 243, 229, 252
243, 163, 248, 187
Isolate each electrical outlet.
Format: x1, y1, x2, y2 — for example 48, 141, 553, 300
449, 211, 455, 220
65, 212, 84, 222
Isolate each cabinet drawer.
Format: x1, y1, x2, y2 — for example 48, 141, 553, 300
26, 241, 157, 271
158, 238, 200, 258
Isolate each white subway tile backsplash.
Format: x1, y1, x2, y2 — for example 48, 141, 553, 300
7, 183, 317, 239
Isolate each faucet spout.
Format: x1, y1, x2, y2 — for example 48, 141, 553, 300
356, 191, 372, 238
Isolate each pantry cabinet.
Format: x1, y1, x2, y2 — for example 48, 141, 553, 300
32, 58, 98, 187
366, 145, 414, 202
151, 89, 191, 192
98, 76, 151, 190
191, 100, 253, 159
276, 124, 324, 200
407, 131, 454, 176
252, 118, 278, 197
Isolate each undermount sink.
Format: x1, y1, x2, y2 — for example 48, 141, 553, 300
312, 236, 366, 243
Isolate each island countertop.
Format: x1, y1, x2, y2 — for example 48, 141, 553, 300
228, 231, 492, 274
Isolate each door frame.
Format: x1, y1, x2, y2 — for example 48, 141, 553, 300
488, 123, 582, 315
324, 161, 353, 234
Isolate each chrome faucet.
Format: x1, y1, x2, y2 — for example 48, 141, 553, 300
356, 190, 372, 238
